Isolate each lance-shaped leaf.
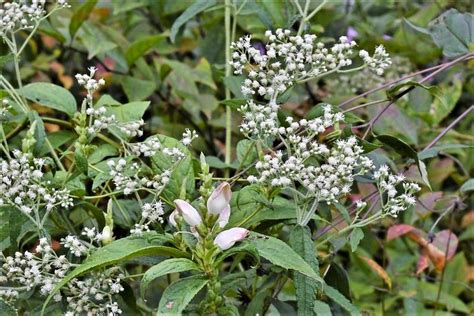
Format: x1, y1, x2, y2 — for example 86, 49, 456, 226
140, 258, 200, 298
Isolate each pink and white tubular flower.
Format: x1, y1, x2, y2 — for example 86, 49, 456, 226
207, 182, 232, 228
214, 227, 250, 251
173, 199, 202, 227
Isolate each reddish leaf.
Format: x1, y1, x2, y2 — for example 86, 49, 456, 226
415, 192, 443, 217
416, 253, 429, 275
433, 230, 458, 261
386, 224, 417, 241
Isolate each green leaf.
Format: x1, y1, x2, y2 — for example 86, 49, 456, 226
313, 300, 332, 316
460, 179, 474, 193
236, 140, 258, 167
376, 134, 418, 161
349, 228, 364, 252
429, 9, 474, 57
121, 76, 156, 101
75, 147, 88, 174
169, 0, 217, 42
289, 226, 320, 316
141, 258, 200, 298
325, 285, 360, 316
39, 131, 75, 156
157, 275, 208, 315
418, 144, 472, 160
69, 0, 98, 38
41, 233, 185, 315
18, 83, 77, 117
28, 111, 46, 155
249, 232, 323, 284
126, 35, 167, 66
0, 299, 17, 316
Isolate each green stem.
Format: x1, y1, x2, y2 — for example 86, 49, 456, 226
224, 0, 232, 178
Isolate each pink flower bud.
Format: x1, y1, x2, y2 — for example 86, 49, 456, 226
217, 205, 230, 228
213, 227, 249, 251
174, 199, 202, 227
169, 210, 178, 227
207, 182, 232, 215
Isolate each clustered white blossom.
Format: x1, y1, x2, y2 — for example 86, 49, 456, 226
107, 158, 171, 195
181, 128, 198, 146
75, 66, 106, 102
238, 100, 280, 138
359, 45, 392, 75
0, 0, 69, 37
85, 106, 117, 135
130, 201, 165, 235
1, 234, 124, 315
0, 150, 73, 214
230, 29, 359, 99
118, 119, 144, 138
0, 99, 10, 120
64, 270, 124, 316
128, 137, 162, 157
374, 165, 420, 217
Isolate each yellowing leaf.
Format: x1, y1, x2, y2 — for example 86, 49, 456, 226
359, 256, 392, 289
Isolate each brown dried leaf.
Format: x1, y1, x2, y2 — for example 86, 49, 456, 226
359, 256, 392, 289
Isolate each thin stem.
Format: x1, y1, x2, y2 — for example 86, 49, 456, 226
424, 105, 473, 150
45, 137, 66, 172
361, 53, 473, 139
342, 98, 389, 113
224, 0, 232, 178
305, 0, 328, 21
338, 54, 474, 109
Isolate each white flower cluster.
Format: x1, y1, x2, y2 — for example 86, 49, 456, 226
75, 67, 105, 101
130, 201, 165, 235
249, 135, 373, 203
0, 238, 69, 302
374, 165, 420, 217
0, 99, 10, 120
181, 128, 198, 146
0, 0, 69, 36
1, 234, 124, 315
239, 100, 280, 138
129, 137, 162, 157
359, 45, 391, 75
230, 29, 357, 99
85, 106, 117, 135
107, 158, 171, 195
64, 270, 124, 316
0, 150, 73, 214
118, 119, 144, 138
61, 235, 88, 257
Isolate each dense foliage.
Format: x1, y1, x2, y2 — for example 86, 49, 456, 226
0, 0, 473, 315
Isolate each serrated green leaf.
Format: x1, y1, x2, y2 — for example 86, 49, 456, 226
314, 300, 332, 316
289, 226, 320, 316
157, 275, 208, 315
141, 258, 200, 298
0, 299, 17, 316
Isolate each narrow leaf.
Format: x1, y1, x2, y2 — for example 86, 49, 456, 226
170, 0, 217, 42
140, 258, 200, 298
69, 0, 98, 38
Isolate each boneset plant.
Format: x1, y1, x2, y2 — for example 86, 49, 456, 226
1, 0, 472, 315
